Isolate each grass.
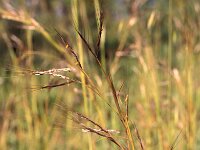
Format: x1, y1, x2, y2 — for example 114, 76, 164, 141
0, 0, 200, 149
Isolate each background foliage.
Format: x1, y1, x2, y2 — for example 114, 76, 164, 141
1, 0, 200, 149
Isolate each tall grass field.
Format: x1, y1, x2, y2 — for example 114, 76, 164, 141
0, 0, 200, 149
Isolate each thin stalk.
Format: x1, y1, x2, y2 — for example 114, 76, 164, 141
76, 27, 135, 150
71, 1, 92, 150
168, 0, 173, 148
168, 0, 172, 120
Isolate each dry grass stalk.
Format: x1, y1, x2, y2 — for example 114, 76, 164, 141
96, 9, 104, 52
54, 29, 83, 69
132, 122, 144, 150
170, 130, 182, 150
55, 102, 126, 149
73, 14, 137, 150
1, 2, 143, 149
72, 112, 126, 149
0, 4, 72, 63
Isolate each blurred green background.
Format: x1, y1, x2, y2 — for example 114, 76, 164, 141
1, 0, 200, 149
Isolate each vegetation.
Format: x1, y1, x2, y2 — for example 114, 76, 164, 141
0, 0, 200, 149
